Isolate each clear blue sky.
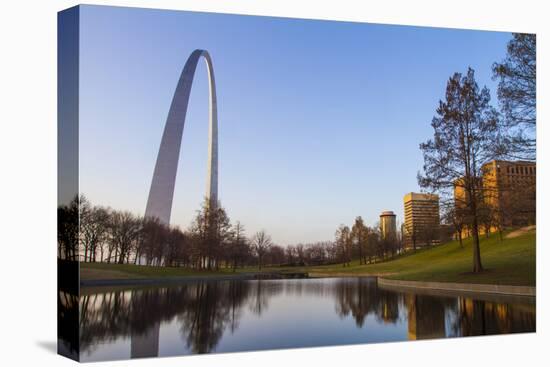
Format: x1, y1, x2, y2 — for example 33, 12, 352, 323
77, 5, 512, 245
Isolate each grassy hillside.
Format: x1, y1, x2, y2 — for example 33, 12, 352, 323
80, 227, 535, 286
280, 228, 536, 286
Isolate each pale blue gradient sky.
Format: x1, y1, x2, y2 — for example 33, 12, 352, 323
78, 5, 512, 244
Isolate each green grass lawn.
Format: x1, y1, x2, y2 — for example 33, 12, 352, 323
81, 228, 535, 286
80, 261, 233, 280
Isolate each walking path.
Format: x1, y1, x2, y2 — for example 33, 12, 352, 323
505, 225, 536, 239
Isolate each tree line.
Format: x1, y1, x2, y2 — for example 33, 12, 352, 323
58, 195, 404, 269
334, 216, 403, 267
59, 195, 277, 270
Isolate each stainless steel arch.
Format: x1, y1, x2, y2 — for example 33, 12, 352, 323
144, 49, 218, 224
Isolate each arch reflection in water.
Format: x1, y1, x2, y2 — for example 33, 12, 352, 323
76, 278, 535, 361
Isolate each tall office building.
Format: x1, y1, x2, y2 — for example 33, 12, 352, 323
380, 211, 397, 242
403, 192, 440, 249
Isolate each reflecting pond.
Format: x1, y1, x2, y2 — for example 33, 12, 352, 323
70, 277, 535, 361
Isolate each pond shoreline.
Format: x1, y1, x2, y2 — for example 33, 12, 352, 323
79, 272, 309, 287
80, 273, 535, 298
377, 277, 535, 298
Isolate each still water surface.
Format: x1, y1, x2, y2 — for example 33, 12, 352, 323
75, 277, 535, 361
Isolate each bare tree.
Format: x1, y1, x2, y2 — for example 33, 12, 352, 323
295, 244, 305, 265
335, 224, 352, 267
109, 211, 141, 264
227, 221, 249, 271
398, 222, 406, 254
282, 241, 338, 266
493, 33, 536, 160
418, 68, 502, 272
285, 245, 296, 265
188, 198, 232, 270
266, 245, 286, 266
251, 230, 272, 270
138, 216, 168, 265
165, 227, 187, 267
80, 196, 110, 262
58, 195, 79, 261
351, 216, 368, 265
306, 242, 328, 265
419, 222, 440, 247
442, 200, 466, 247
90, 207, 110, 262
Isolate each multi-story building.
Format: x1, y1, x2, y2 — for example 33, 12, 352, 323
482, 160, 536, 227
403, 192, 440, 249
380, 211, 397, 242
453, 160, 536, 235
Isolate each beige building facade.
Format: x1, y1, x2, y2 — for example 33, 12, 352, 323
482, 160, 536, 227
453, 160, 536, 237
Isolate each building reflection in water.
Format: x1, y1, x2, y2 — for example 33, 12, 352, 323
451, 297, 535, 337
77, 278, 535, 360
130, 289, 163, 358
404, 292, 536, 340
406, 294, 449, 340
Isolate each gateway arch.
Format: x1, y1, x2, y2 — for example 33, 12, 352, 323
145, 49, 218, 225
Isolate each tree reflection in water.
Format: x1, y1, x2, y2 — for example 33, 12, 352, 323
334, 278, 401, 326
177, 281, 247, 353
77, 278, 535, 360
79, 281, 262, 357
58, 290, 79, 359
